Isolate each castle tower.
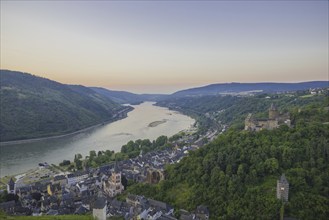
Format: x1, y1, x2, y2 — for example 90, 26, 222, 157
277, 174, 289, 202
7, 178, 16, 194
269, 103, 279, 120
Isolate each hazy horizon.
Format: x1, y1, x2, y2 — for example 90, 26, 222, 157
1, 1, 328, 93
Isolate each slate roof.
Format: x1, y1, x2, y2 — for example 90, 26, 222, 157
93, 197, 106, 209
67, 170, 88, 178
148, 199, 172, 211
54, 175, 66, 181
74, 205, 89, 214
46, 209, 59, 215
196, 205, 209, 214
111, 199, 122, 210
280, 174, 289, 184
8, 178, 15, 186
0, 200, 15, 211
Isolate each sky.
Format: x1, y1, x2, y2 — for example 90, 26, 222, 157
1, 1, 328, 94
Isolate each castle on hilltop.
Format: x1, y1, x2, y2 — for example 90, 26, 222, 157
245, 103, 291, 131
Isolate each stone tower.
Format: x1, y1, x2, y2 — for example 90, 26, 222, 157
277, 174, 289, 202
269, 103, 279, 120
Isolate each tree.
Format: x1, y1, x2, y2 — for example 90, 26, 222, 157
264, 158, 279, 174
155, 136, 168, 147
89, 150, 96, 158
75, 159, 83, 170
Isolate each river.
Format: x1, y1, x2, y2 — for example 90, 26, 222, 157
0, 102, 195, 177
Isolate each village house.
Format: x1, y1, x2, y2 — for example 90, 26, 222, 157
67, 170, 89, 185
52, 175, 67, 186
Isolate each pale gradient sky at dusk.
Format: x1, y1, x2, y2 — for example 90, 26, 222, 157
1, 1, 328, 93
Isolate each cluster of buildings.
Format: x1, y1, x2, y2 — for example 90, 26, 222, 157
116, 146, 197, 184
245, 104, 291, 131
0, 146, 207, 219
91, 193, 209, 220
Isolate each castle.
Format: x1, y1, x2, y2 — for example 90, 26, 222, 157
245, 103, 291, 131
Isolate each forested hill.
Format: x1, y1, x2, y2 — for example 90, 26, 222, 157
173, 81, 329, 97
157, 90, 329, 133
0, 70, 124, 142
90, 87, 167, 104
128, 103, 329, 219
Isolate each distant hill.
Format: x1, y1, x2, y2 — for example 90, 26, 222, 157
0, 70, 124, 142
90, 87, 167, 104
173, 82, 329, 97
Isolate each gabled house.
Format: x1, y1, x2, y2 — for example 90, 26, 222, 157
67, 171, 89, 185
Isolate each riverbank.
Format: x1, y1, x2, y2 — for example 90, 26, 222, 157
0, 106, 133, 146
0, 102, 195, 177
0, 125, 197, 188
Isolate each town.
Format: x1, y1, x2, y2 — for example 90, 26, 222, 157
1, 142, 210, 219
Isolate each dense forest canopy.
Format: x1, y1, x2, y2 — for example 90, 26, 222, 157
128, 93, 329, 219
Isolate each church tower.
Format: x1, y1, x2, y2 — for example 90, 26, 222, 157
7, 178, 16, 194
103, 162, 124, 197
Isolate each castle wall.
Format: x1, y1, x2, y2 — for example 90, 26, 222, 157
245, 104, 289, 131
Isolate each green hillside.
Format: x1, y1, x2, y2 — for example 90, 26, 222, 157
128, 104, 329, 219
157, 91, 329, 133
0, 70, 123, 142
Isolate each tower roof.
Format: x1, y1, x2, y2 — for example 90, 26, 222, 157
94, 196, 106, 209
280, 174, 289, 184
114, 161, 119, 173
8, 178, 15, 185
270, 103, 277, 111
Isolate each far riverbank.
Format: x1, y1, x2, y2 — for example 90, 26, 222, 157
0, 106, 133, 146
